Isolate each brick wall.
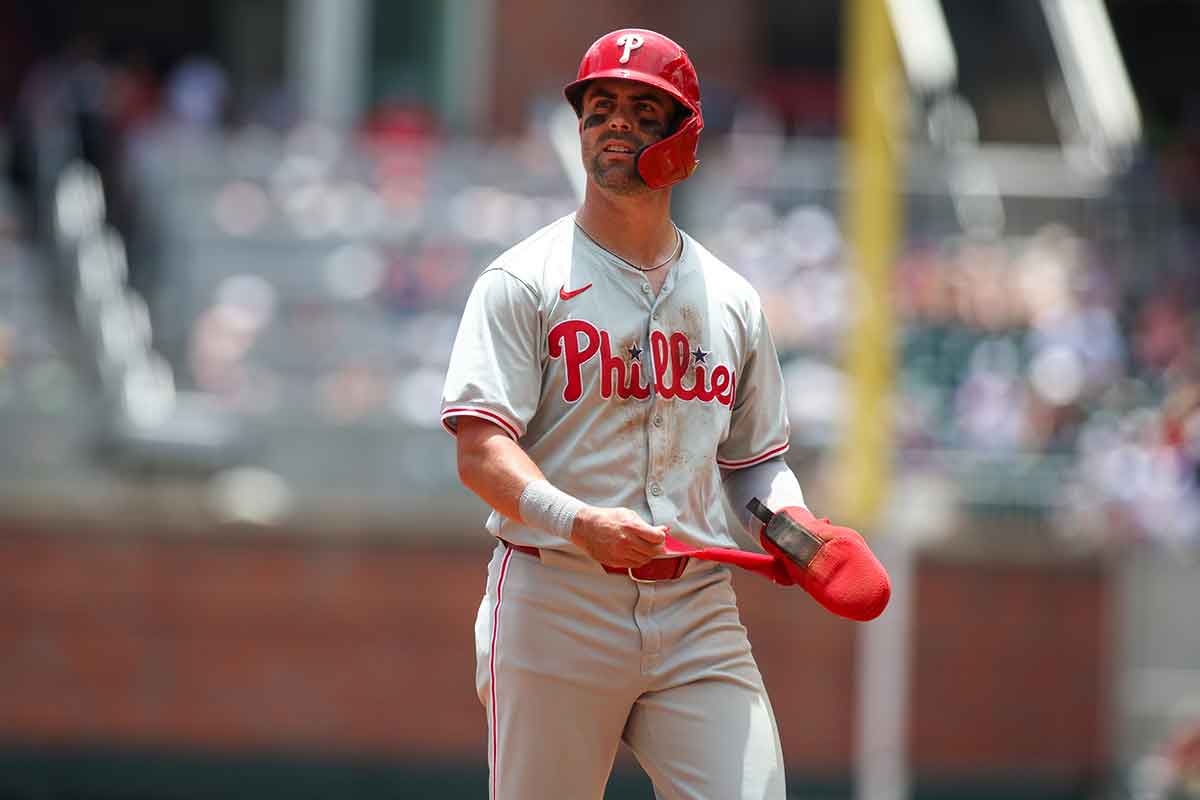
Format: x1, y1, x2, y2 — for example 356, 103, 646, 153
0, 526, 1110, 784
0, 532, 487, 757
910, 559, 1112, 778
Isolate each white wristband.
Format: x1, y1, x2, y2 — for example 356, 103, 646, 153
518, 479, 585, 540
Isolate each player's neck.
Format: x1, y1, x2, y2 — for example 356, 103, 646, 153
576, 184, 677, 271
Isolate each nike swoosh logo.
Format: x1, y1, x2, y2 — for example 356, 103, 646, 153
559, 283, 593, 301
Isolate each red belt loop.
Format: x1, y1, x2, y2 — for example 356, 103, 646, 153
500, 540, 689, 582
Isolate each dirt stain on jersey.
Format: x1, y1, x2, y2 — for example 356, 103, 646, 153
669, 447, 690, 470
616, 405, 646, 440
676, 304, 711, 361
677, 304, 699, 337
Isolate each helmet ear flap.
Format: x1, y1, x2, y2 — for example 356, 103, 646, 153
636, 112, 703, 190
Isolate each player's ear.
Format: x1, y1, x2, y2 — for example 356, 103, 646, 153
668, 100, 689, 135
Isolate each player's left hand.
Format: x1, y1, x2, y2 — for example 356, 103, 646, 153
759, 506, 891, 621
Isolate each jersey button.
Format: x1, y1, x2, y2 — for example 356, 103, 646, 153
653, 415, 663, 427
641, 284, 651, 294
650, 483, 662, 496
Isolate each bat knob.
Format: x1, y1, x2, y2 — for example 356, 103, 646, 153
747, 497, 774, 525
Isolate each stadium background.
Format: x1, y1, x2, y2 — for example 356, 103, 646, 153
1, 0, 1198, 798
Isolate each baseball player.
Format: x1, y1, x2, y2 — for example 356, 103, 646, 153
441, 28, 890, 799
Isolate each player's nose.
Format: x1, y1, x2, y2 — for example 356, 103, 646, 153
607, 111, 633, 131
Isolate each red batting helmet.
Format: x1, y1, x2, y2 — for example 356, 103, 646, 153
564, 28, 704, 190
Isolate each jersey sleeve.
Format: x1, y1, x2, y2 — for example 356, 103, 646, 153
441, 268, 542, 441
717, 306, 791, 469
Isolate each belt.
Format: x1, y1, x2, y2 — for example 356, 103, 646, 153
501, 540, 690, 582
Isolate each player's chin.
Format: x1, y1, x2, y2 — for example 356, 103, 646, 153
589, 161, 647, 194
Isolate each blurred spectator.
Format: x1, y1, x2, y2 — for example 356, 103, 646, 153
1160, 95, 1200, 229
753, 73, 840, 138
162, 55, 229, 131
360, 101, 438, 151
1135, 289, 1196, 373
7, 33, 115, 226
109, 52, 161, 136
1135, 706, 1200, 800
1165, 719, 1200, 799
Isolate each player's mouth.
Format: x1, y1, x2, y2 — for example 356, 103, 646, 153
600, 138, 640, 156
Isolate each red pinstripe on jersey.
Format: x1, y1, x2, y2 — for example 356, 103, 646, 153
489, 546, 514, 799
442, 407, 522, 441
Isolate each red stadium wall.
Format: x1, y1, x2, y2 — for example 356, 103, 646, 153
910, 559, 1112, 779
0, 526, 1111, 786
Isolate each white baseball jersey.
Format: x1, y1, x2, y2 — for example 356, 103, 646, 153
441, 212, 791, 553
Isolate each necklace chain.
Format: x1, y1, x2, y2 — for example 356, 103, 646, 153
575, 221, 681, 273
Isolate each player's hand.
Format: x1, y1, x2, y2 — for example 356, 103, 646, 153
570, 506, 668, 568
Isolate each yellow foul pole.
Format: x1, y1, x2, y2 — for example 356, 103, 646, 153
833, 0, 904, 532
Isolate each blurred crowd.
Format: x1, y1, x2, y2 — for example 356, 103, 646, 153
705, 192, 1200, 552
6, 35, 235, 237
2, 41, 1199, 554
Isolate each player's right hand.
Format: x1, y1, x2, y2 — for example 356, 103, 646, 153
570, 506, 668, 568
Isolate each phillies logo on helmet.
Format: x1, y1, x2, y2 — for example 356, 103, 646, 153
548, 319, 736, 406
616, 33, 644, 63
